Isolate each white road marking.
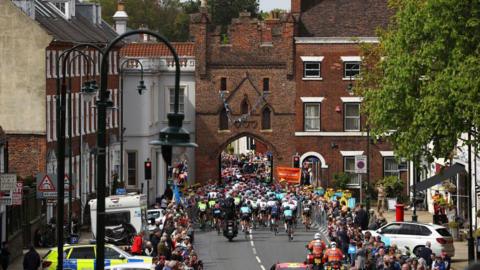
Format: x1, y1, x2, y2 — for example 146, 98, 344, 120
249, 232, 266, 270
256, 256, 262, 264
260, 266, 266, 270
250, 240, 255, 246
252, 247, 257, 255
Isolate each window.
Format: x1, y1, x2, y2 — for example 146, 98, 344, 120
54, 3, 66, 13
344, 157, 361, 186
105, 211, 131, 226
246, 137, 255, 150
399, 224, 419, 235
436, 228, 451, 237
383, 157, 399, 178
0, 145, 4, 173
126, 151, 137, 186
304, 62, 321, 78
68, 247, 95, 259
263, 78, 270, 92
219, 109, 229, 130
381, 223, 402, 234
220, 77, 227, 91
241, 99, 249, 115
262, 107, 271, 130
169, 88, 185, 114
304, 103, 320, 131
344, 103, 360, 131
105, 247, 122, 260
344, 61, 361, 78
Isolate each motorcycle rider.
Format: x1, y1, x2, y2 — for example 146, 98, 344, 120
307, 233, 327, 269
323, 242, 344, 266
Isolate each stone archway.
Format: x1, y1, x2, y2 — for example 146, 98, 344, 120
217, 132, 276, 182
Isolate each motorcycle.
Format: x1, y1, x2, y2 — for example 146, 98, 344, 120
105, 223, 136, 245
324, 260, 346, 270
223, 219, 238, 242
305, 249, 323, 270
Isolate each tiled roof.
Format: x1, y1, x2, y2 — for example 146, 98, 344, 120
120, 43, 195, 57
34, 0, 117, 44
299, 0, 394, 37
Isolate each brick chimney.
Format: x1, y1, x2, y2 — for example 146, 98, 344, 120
291, 0, 301, 15
113, 0, 128, 35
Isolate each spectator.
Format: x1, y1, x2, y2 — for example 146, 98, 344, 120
131, 231, 144, 255
144, 241, 154, 256
417, 241, 433, 268
150, 228, 161, 257
0, 242, 10, 270
23, 245, 40, 270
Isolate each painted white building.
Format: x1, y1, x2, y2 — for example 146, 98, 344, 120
119, 43, 196, 205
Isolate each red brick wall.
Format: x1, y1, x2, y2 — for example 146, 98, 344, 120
293, 43, 408, 194
192, 11, 297, 182
7, 134, 47, 178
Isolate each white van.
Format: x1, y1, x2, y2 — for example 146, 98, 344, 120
89, 193, 148, 238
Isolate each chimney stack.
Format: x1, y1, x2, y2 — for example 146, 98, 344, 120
291, 0, 301, 15
112, 0, 128, 35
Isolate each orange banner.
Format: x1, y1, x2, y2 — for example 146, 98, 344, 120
276, 167, 301, 184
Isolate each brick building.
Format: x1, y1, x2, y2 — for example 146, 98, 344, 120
4, 0, 119, 253
191, 8, 297, 182
292, 0, 409, 195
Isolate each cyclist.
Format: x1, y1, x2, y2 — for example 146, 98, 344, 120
240, 202, 252, 234
268, 199, 280, 232
251, 196, 259, 229
259, 197, 268, 227
212, 202, 223, 233
302, 197, 313, 229
283, 205, 294, 238
197, 199, 208, 229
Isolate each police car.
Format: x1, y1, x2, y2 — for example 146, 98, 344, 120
41, 244, 152, 270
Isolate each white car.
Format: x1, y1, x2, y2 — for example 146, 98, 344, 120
147, 209, 165, 232
106, 262, 155, 270
366, 222, 455, 257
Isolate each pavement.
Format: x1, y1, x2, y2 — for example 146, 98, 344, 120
194, 224, 317, 270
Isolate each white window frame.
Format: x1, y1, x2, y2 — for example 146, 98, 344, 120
343, 61, 361, 79
344, 156, 362, 186
304, 103, 321, 132
167, 86, 186, 115
126, 150, 138, 187
344, 103, 361, 132
383, 156, 400, 178
303, 62, 322, 79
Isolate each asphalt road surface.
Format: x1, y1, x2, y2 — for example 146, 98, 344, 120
194, 223, 318, 270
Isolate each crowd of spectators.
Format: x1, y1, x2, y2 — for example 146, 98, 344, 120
316, 198, 452, 270
131, 197, 203, 270
220, 151, 272, 182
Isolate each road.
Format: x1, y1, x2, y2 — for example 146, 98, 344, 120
194, 223, 318, 270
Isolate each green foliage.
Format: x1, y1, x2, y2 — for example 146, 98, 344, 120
381, 176, 404, 198
208, 0, 259, 27
332, 172, 350, 190
356, 0, 480, 162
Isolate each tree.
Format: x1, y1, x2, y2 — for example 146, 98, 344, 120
357, 0, 480, 162
208, 0, 259, 28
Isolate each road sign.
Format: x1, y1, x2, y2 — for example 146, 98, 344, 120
38, 175, 55, 192
12, 182, 23, 206
0, 174, 17, 191
355, 155, 367, 174
64, 174, 74, 191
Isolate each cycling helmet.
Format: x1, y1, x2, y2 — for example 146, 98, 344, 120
314, 233, 321, 240
331, 242, 337, 248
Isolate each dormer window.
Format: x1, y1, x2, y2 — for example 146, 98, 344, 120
50, 1, 72, 19
54, 3, 66, 13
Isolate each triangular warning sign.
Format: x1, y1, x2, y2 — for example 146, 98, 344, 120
38, 175, 56, 192
64, 174, 74, 191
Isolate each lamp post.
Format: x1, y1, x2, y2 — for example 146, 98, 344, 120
412, 156, 419, 222
95, 30, 196, 270
66, 51, 96, 238
118, 59, 146, 193
468, 131, 474, 262
56, 44, 103, 270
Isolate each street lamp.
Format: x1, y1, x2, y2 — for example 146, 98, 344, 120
118, 59, 146, 194
95, 30, 196, 270
55, 43, 103, 270
66, 51, 96, 239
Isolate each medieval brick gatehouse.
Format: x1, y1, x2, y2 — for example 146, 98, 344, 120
191, 9, 297, 182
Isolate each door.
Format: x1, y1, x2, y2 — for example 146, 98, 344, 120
67, 246, 95, 270
378, 223, 402, 246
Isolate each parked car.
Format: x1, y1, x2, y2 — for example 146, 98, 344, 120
365, 222, 455, 257
41, 244, 152, 270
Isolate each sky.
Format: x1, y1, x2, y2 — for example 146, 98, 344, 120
259, 0, 291, 11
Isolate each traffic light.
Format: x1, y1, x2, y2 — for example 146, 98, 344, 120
144, 159, 152, 180
293, 155, 300, 168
